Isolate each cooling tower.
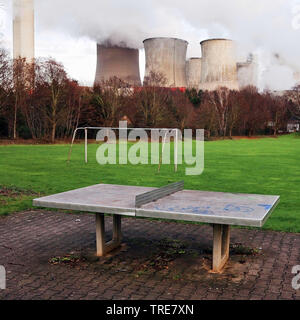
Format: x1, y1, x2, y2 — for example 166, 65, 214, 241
143, 37, 188, 87
13, 0, 35, 61
94, 44, 141, 86
199, 39, 239, 91
186, 58, 202, 89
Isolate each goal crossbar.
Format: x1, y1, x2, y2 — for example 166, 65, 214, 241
67, 127, 180, 172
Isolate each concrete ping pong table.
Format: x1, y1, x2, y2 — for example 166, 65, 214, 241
33, 181, 280, 272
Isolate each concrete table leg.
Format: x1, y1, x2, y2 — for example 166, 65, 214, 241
212, 224, 230, 272
96, 214, 122, 257
113, 215, 122, 242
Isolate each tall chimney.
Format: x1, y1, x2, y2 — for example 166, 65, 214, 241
199, 39, 239, 91
13, 0, 35, 61
143, 37, 188, 88
94, 44, 141, 86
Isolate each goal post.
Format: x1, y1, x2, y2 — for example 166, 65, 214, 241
67, 126, 180, 172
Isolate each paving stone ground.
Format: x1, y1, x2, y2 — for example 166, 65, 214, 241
0, 210, 299, 300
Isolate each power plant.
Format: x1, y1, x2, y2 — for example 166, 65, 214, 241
143, 37, 188, 88
11, 4, 288, 93
13, 0, 35, 61
9, 3, 260, 92
199, 39, 239, 91
186, 57, 202, 89
94, 44, 141, 86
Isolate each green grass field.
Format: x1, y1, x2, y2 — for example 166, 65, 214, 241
0, 134, 300, 233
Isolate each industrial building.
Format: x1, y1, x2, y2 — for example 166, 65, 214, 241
94, 44, 141, 86
13, 0, 34, 61
143, 37, 188, 88
13, 2, 298, 93
199, 39, 239, 91
10, 3, 252, 92
186, 58, 202, 89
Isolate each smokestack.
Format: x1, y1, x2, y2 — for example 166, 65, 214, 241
94, 44, 141, 86
199, 39, 239, 91
13, 0, 35, 61
186, 58, 202, 89
143, 37, 188, 88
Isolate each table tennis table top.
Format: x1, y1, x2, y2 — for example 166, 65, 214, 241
33, 183, 280, 228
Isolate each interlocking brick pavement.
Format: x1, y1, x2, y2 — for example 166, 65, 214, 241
0, 210, 299, 300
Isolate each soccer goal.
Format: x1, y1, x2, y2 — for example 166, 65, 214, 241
67, 126, 181, 172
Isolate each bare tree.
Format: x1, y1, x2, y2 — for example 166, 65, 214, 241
194, 99, 218, 139
169, 89, 195, 131
266, 93, 289, 135
88, 77, 132, 127
12, 57, 32, 139
54, 79, 84, 139
242, 87, 270, 136
38, 59, 68, 142
227, 91, 241, 138
134, 71, 171, 127
286, 85, 300, 121
205, 87, 231, 137
0, 48, 12, 116
19, 60, 46, 139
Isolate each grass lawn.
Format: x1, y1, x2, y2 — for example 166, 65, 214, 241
0, 134, 299, 233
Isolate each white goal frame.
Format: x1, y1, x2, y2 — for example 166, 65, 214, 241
67, 127, 180, 172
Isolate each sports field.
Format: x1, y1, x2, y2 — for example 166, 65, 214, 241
0, 134, 299, 233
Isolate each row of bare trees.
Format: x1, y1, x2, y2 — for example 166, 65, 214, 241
87, 72, 295, 138
194, 87, 291, 137
0, 49, 84, 142
0, 47, 299, 141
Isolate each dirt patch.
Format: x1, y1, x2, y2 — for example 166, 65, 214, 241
51, 238, 262, 287
230, 243, 261, 256
231, 135, 278, 140
0, 186, 39, 198
130, 239, 260, 285
135, 238, 188, 273
0, 186, 40, 205
0, 139, 72, 145
49, 254, 87, 266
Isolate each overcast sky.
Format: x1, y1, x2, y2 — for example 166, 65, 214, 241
1, 0, 300, 89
